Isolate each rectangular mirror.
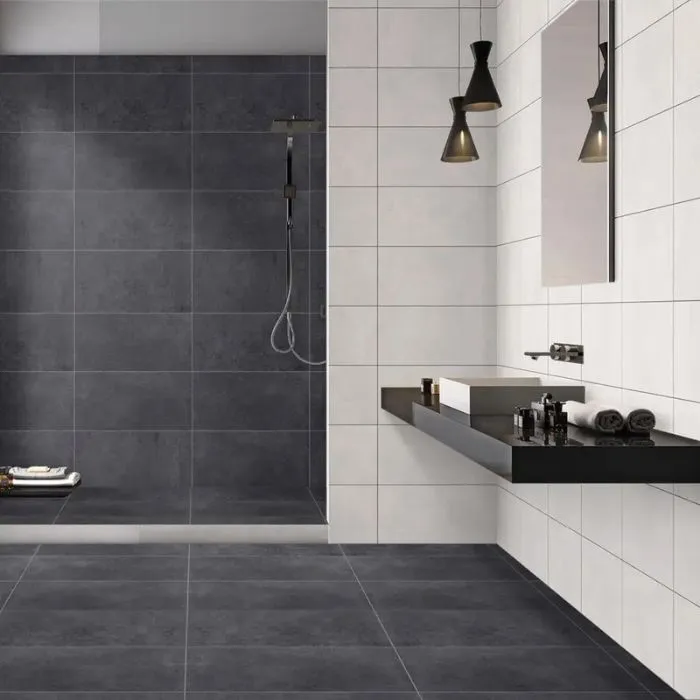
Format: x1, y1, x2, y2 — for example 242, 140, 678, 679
541, 0, 614, 286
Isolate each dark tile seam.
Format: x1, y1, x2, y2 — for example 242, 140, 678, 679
307, 55, 313, 500
490, 544, 661, 699
50, 491, 73, 524
189, 54, 195, 527
183, 543, 191, 699
340, 545, 424, 699
72, 55, 77, 477
0, 545, 41, 617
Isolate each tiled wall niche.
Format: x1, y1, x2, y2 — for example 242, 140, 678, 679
0, 55, 327, 525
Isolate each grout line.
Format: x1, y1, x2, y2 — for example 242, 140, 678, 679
495, 234, 544, 249
327, 184, 496, 190
495, 96, 542, 127
0, 577, 569, 584
1, 248, 332, 254
72, 56, 77, 481
615, 5, 675, 51
619, 482, 624, 650
307, 486, 327, 523
496, 483, 700, 610
495, 363, 687, 405
671, 13, 677, 687
494, 164, 541, 188
325, 303, 499, 308
189, 55, 195, 527
0, 429, 327, 434
340, 545, 424, 699
490, 544, 660, 699
0, 545, 40, 618
376, 0, 380, 544
1, 129, 335, 136
0, 189, 326, 194
183, 543, 191, 700
50, 493, 73, 525
0, 312, 330, 316
0, 370, 326, 374
614, 92, 700, 136
307, 56, 314, 499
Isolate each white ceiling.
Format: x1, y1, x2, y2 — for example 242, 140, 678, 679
0, 0, 327, 55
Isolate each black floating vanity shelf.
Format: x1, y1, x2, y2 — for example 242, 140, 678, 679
381, 388, 700, 484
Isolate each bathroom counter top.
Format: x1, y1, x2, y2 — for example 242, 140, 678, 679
381, 388, 700, 483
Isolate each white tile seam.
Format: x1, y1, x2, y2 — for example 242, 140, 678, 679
329, 124, 497, 129
376, 0, 380, 544
671, 7, 676, 686
616, 92, 700, 137
498, 363, 700, 406
497, 484, 700, 610
493, 534, 659, 697
497, 299, 700, 306
616, 5, 676, 51
671, 0, 677, 437
497, 96, 542, 128
331, 303, 499, 307
496, 164, 541, 188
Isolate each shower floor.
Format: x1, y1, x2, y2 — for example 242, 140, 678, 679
0, 543, 683, 697
0, 487, 325, 526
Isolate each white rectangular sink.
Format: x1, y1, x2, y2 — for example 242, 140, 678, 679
439, 376, 584, 415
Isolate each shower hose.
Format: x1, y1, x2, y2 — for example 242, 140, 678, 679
270, 214, 326, 367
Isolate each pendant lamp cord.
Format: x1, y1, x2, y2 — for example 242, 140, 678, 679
479, 0, 483, 40
597, 0, 601, 77
457, 0, 461, 91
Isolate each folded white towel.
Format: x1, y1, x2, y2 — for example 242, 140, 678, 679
566, 401, 624, 434
9, 466, 70, 480
11, 472, 81, 488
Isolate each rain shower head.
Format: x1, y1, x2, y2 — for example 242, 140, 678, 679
270, 117, 322, 134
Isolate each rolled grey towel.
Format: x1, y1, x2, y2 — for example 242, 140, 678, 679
567, 401, 625, 434
625, 408, 656, 434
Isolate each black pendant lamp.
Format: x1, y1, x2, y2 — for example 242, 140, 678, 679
442, 96, 479, 163
441, 0, 479, 163
590, 41, 608, 112
462, 0, 501, 112
579, 97, 607, 163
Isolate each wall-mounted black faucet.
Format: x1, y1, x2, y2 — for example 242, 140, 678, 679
524, 343, 584, 364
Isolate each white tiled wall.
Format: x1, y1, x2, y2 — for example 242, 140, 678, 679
495, 2, 700, 696
327, 0, 498, 543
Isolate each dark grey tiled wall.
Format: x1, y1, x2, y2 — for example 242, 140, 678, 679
0, 55, 326, 514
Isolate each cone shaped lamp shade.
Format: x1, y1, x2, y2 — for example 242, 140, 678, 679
462, 40, 502, 112
590, 42, 608, 113
442, 96, 479, 163
579, 98, 608, 163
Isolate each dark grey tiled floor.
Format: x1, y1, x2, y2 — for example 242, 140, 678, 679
0, 487, 326, 525
0, 544, 684, 699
